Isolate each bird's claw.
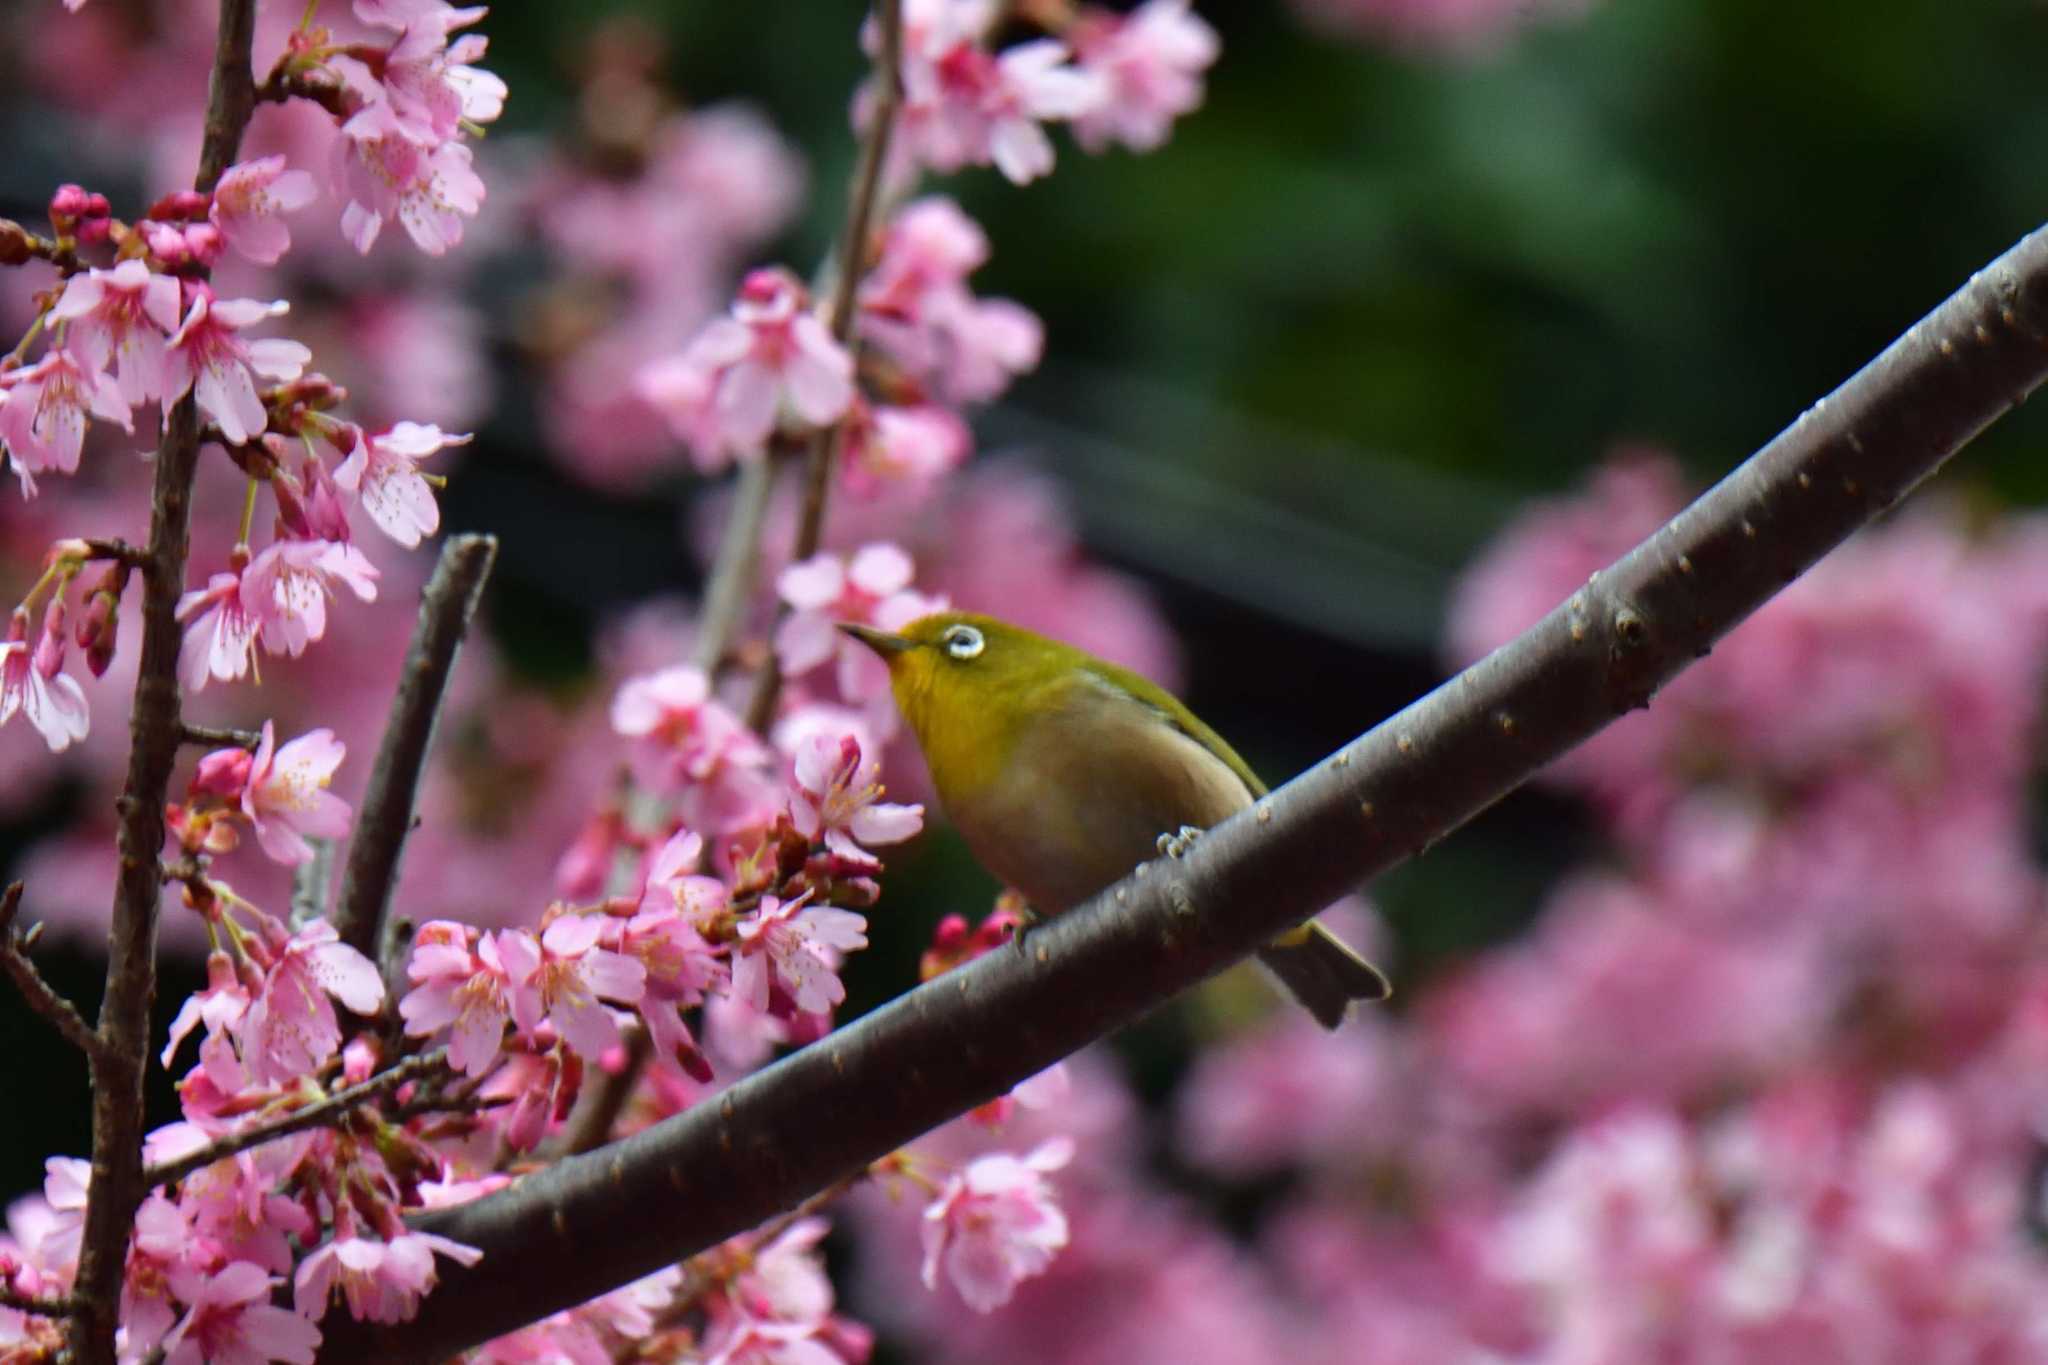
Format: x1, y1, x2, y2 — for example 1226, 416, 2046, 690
1009, 903, 1044, 957
1156, 825, 1204, 859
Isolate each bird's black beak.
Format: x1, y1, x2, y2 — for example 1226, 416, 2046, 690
837, 623, 914, 657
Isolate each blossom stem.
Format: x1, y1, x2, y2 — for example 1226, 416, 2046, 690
68, 0, 261, 1356
742, 0, 904, 735
321, 221, 2048, 1362
5, 309, 46, 367
0, 882, 103, 1060
332, 534, 499, 959
236, 475, 260, 545
143, 1050, 453, 1190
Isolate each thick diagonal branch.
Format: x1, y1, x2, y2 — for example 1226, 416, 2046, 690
68, 2, 260, 1359
318, 228, 2048, 1363
333, 534, 498, 958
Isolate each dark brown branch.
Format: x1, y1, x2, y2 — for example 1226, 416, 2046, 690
319, 225, 2048, 1363
0, 882, 99, 1058
81, 538, 145, 567
332, 534, 498, 959
144, 1051, 450, 1191
743, 0, 904, 734
70, 1, 260, 1357
180, 722, 262, 750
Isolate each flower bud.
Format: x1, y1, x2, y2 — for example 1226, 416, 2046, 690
48, 183, 100, 229
140, 220, 193, 268
146, 189, 212, 223
0, 220, 32, 268
191, 746, 254, 800
32, 598, 66, 679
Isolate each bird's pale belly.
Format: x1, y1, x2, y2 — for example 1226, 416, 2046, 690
943, 699, 1254, 914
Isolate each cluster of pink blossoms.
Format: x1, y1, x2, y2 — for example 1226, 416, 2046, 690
0, 0, 501, 752
875, 0, 1218, 184
0, 1, 1240, 1358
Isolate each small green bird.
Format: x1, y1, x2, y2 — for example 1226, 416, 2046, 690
841, 611, 1391, 1027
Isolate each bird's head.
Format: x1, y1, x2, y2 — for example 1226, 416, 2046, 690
839, 612, 1078, 778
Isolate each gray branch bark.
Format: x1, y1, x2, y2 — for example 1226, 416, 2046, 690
332, 534, 498, 959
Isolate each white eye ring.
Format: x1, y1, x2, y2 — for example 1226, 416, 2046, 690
942, 624, 985, 659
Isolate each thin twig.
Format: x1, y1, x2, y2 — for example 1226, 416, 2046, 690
144, 1051, 451, 1190
0, 882, 99, 1059
180, 722, 262, 750
744, 0, 904, 734
0, 1287, 77, 1317
320, 223, 2048, 1362
332, 534, 498, 960
69, 1, 260, 1358
80, 538, 145, 567
559, 1025, 650, 1156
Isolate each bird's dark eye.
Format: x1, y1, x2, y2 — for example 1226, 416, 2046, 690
942, 624, 985, 660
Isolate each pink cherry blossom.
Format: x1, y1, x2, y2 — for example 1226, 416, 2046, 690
162, 951, 254, 1068
401, 922, 543, 1076
163, 292, 312, 445
336, 108, 489, 257
620, 829, 727, 1076
842, 401, 971, 498
859, 198, 1044, 405
534, 914, 647, 1060
327, 2, 503, 258
210, 156, 319, 265
664, 268, 855, 467
333, 421, 469, 547
47, 259, 181, 406
700, 1318, 844, 1365
292, 1231, 482, 1324
238, 537, 380, 658
0, 345, 131, 494
240, 722, 353, 866
773, 543, 944, 707
173, 1149, 314, 1276
787, 731, 924, 865
880, 3, 1104, 184
175, 564, 261, 691
731, 893, 868, 1017
235, 919, 383, 1085
339, 0, 508, 145
161, 1261, 322, 1365
919, 1138, 1074, 1312
35, 1158, 89, 1276
614, 906, 723, 1080
1069, 0, 1221, 153
122, 1194, 194, 1359
0, 611, 89, 752
610, 664, 779, 832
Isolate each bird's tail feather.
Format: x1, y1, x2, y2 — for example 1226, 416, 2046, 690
1257, 923, 1392, 1029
